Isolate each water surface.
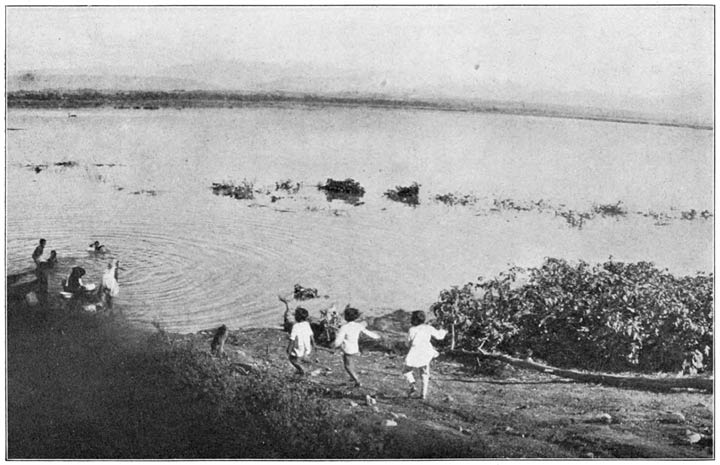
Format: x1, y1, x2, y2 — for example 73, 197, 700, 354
6, 107, 713, 332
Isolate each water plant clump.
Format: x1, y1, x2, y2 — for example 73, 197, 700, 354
54, 160, 79, 168
211, 180, 255, 200
492, 198, 533, 212
681, 209, 712, 221
384, 182, 420, 206
557, 209, 594, 229
317, 178, 365, 205
293, 284, 319, 300
431, 258, 713, 374
434, 193, 478, 206
275, 179, 301, 194
593, 201, 627, 217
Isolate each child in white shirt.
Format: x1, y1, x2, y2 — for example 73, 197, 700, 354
332, 307, 380, 387
403, 310, 447, 400
287, 307, 316, 375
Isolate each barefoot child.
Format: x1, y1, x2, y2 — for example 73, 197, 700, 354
287, 307, 315, 375
403, 310, 447, 400
332, 307, 380, 387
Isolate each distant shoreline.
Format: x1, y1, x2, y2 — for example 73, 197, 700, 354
7, 90, 712, 131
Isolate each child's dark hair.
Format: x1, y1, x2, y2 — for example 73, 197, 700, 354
294, 307, 309, 322
344, 307, 360, 322
410, 310, 426, 326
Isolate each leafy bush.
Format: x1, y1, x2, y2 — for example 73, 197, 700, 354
432, 258, 713, 373
384, 182, 420, 206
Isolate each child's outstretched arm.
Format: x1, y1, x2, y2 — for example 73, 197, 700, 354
278, 294, 290, 310
361, 327, 381, 340
431, 326, 448, 340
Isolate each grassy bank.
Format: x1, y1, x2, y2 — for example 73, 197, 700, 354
5, 290, 713, 458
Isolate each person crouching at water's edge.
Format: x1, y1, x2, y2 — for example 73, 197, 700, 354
287, 307, 315, 375
64, 267, 87, 297
332, 307, 380, 387
403, 310, 447, 400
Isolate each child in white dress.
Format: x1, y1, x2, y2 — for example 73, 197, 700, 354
403, 310, 447, 400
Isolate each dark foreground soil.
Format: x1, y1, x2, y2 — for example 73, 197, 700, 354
6, 299, 714, 459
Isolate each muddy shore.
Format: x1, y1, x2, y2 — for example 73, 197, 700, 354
6, 288, 713, 459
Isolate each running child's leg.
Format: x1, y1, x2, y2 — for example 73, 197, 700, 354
289, 354, 305, 374
343, 353, 361, 386
403, 366, 418, 397
420, 364, 431, 400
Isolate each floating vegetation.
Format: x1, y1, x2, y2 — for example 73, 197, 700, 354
26, 163, 48, 173
294, 284, 319, 301
492, 198, 533, 212
434, 193, 478, 206
131, 189, 158, 196
557, 210, 594, 229
681, 209, 713, 221
275, 179, 301, 194
54, 160, 79, 168
593, 201, 627, 217
384, 182, 420, 206
643, 211, 672, 226
212, 180, 255, 200
317, 178, 365, 205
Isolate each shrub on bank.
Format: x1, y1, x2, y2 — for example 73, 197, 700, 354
431, 258, 713, 374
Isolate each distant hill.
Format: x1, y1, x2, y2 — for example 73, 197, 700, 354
7, 72, 211, 92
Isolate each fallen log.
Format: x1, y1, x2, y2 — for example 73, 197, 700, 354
449, 349, 713, 392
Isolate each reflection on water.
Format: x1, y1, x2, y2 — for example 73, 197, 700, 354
6, 108, 713, 333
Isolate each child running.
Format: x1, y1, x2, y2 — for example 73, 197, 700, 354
286, 307, 316, 375
332, 307, 380, 387
403, 310, 447, 400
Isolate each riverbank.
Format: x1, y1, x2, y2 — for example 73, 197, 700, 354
6, 292, 713, 458
7, 90, 711, 130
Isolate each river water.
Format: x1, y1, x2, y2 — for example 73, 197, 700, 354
6, 106, 713, 332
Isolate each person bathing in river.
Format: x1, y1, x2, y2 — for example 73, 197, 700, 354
36, 250, 58, 284
287, 307, 316, 375
331, 307, 380, 388
32, 238, 46, 266
45, 250, 57, 267
100, 259, 120, 309
402, 310, 447, 400
89, 241, 107, 253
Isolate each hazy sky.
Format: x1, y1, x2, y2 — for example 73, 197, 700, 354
6, 6, 714, 119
